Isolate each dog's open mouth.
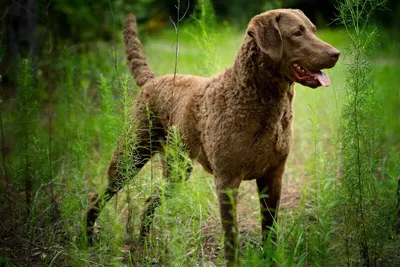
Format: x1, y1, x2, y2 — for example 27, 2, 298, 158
292, 63, 331, 88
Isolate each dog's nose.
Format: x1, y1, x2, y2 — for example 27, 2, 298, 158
328, 49, 340, 60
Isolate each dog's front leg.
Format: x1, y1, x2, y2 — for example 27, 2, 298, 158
256, 164, 284, 243
216, 178, 241, 267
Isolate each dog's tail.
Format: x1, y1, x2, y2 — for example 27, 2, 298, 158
123, 13, 156, 87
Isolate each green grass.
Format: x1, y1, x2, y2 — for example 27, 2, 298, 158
1, 16, 399, 267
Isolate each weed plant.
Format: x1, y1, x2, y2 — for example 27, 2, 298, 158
14, 60, 38, 216
188, 0, 224, 75
335, 0, 399, 265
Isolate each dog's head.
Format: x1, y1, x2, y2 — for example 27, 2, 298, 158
247, 9, 339, 88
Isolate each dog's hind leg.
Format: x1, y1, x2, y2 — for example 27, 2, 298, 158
139, 153, 193, 240
86, 139, 156, 244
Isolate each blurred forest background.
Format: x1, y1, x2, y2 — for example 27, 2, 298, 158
1, 0, 399, 84
0, 0, 400, 266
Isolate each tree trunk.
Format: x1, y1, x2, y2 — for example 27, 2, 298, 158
0, 0, 37, 87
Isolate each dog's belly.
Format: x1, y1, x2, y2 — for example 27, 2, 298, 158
196, 154, 214, 174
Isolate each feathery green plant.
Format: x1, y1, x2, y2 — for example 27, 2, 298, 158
53, 49, 76, 172
98, 74, 119, 160
13, 59, 60, 262
118, 74, 139, 245
189, 0, 223, 75
14, 59, 38, 217
157, 126, 195, 265
302, 104, 338, 266
0, 97, 12, 222
336, 0, 395, 265
164, 126, 192, 183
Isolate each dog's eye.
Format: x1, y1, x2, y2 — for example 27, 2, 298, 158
293, 31, 302, 37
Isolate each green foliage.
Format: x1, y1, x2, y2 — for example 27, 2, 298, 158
212, 0, 282, 23
115, 75, 140, 183
14, 60, 39, 208
98, 74, 119, 156
50, 0, 155, 41
2, 1, 400, 266
15, 60, 37, 143
336, 0, 397, 265
164, 126, 192, 183
299, 105, 338, 266
188, 0, 224, 75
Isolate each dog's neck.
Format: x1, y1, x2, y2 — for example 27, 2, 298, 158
231, 36, 292, 99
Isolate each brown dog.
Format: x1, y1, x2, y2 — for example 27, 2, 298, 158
87, 9, 339, 266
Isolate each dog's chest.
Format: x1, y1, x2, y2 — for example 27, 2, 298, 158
197, 84, 294, 177
255, 114, 291, 152
231, 98, 293, 179
253, 106, 292, 155
205, 103, 293, 179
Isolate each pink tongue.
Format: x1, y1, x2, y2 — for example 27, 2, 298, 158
315, 71, 330, 87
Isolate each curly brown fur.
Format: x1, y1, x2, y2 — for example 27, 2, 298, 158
87, 9, 339, 266
123, 14, 156, 87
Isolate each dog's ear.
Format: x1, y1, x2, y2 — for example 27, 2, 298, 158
247, 12, 282, 61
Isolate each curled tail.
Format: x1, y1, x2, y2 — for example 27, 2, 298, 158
123, 13, 156, 87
